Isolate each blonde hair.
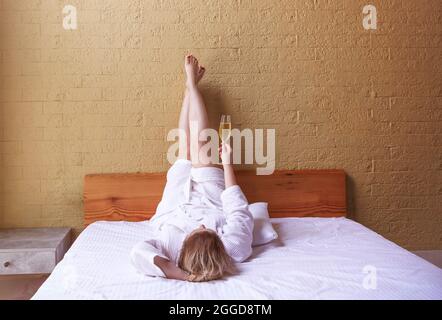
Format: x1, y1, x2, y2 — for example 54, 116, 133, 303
178, 229, 235, 282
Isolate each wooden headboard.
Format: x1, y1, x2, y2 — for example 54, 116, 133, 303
83, 169, 346, 226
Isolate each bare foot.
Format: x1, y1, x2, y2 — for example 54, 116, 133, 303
196, 65, 205, 84
184, 54, 199, 89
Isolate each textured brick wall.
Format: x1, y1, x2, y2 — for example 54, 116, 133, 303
0, 0, 441, 250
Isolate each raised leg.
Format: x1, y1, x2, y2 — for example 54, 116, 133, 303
178, 60, 205, 160
184, 55, 214, 167
178, 90, 191, 160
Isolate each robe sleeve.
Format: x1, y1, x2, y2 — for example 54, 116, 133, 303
130, 240, 167, 277
219, 185, 254, 262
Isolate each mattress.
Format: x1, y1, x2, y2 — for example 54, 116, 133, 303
32, 217, 442, 300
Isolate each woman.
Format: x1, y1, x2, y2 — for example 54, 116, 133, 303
130, 55, 253, 282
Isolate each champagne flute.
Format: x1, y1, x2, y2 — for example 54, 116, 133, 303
219, 115, 232, 143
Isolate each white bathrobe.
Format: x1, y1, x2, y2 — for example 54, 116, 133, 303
130, 159, 254, 277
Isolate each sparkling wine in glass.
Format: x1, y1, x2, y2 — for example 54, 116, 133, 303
219, 115, 232, 142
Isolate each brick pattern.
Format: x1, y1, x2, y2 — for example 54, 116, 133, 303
0, 0, 441, 250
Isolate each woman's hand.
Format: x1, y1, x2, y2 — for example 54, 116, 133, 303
219, 141, 232, 166
154, 256, 189, 281
219, 141, 237, 188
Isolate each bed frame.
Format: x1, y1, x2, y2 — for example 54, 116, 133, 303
83, 169, 347, 226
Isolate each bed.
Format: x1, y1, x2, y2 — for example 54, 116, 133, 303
32, 170, 442, 300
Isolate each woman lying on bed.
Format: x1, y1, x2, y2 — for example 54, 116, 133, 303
130, 55, 253, 282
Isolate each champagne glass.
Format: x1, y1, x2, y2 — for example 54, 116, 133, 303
219, 115, 232, 142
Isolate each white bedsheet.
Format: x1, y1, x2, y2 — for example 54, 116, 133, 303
32, 218, 442, 300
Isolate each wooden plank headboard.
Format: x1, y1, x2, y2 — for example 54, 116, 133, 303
84, 169, 346, 226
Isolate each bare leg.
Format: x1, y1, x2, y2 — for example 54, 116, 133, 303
184, 55, 214, 168
178, 90, 191, 160
178, 64, 205, 160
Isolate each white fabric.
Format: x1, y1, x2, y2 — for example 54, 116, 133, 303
33, 217, 442, 300
130, 241, 167, 277
130, 159, 254, 277
248, 202, 278, 246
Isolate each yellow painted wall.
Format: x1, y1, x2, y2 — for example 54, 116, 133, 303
0, 0, 441, 250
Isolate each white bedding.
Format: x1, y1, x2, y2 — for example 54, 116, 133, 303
32, 217, 442, 300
